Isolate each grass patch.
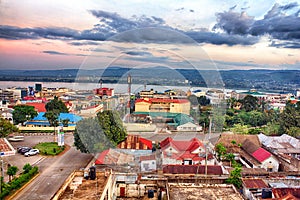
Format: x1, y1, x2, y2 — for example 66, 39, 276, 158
34, 142, 65, 156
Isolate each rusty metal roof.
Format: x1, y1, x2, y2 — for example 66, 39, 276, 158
272, 188, 300, 199
117, 135, 152, 150
242, 178, 268, 189
163, 165, 223, 175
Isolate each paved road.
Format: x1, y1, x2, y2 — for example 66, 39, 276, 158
12, 135, 93, 200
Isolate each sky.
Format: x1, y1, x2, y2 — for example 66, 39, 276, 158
0, 0, 300, 71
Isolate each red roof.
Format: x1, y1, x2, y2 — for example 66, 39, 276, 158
26, 102, 46, 112
135, 98, 189, 104
160, 137, 204, 152
94, 149, 110, 165
242, 178, 268, 189
251, 147, 271, 162
23, 96, 47, 102
163, 165, 223, 175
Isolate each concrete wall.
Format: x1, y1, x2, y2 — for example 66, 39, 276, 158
141, 160, 157, 172
261, 156, 279, 172
19, 126, 75, 131
170, 102, 190, 115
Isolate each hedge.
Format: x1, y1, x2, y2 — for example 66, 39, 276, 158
0, 166, 38, 199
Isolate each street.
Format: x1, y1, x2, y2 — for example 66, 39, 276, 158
5, 134, 93, 200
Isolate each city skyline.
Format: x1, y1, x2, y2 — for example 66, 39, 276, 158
0, 0, 300, 71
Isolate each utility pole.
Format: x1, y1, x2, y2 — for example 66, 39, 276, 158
205, 115, 212, 177
0, 156, 3, 194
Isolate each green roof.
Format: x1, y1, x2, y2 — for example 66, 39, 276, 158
133, 112, 194, 126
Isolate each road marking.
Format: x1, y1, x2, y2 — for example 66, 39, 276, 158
32, 157, 46, 165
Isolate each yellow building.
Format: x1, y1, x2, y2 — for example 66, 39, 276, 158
135, 98, 190, 115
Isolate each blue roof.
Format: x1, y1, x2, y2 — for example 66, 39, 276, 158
32, 112, 82, 122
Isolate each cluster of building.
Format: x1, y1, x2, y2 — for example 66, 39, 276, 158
1, 81, 300, 199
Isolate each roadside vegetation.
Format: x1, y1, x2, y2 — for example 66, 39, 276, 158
34, 142, 65, 156
0, 164, 38, 199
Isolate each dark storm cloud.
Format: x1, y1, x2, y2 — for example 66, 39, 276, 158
185, 31, 258, 45
43, 50, 68, 55
42, 50, 86, 56
124, 51, 153, 56
69, 41, 100, 46
1, 3, 299, 48
214, 2, 300, 48
214, 11, 255, 35
0, 25, 79, 40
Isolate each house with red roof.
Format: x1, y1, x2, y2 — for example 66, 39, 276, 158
242, 140, 279, 172
251, 147, 279, 172
160, 137, 213, 165
95, 135, 155, 171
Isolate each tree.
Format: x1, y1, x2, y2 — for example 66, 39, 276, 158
225, 153, 235, 167
242, 95, 258, 112
43, 111, 59, 142
7, 166, 18, 182
97, 110, 127, 145
198, 96, 210, 106
43, 111, 59, 128
12, 105, 38, 125
74, 118, 115, 153
23, 163, 32, 174
231, 124, 249, 134
215, 143, 227, 161
45, 96, 69, 113
0, 118, 18, 138
74, 110, 127, 153
279, 101, 300, 135
225, 166, 242, 189
62, 119, 70, 127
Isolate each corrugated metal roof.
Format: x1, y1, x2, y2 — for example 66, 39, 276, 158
272, 188, 300, 199
163, 165, 223, 175
160, 137, 204, 152
32, 112, 82, 122
242, 139, 260, 154
242, 178, 268, 189
251, 147, 271, 163
117, 135, 152, 150
258, 133, 300, 149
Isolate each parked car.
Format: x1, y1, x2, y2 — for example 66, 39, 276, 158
24, 149, 39, 157
18, 147, 31, 154
8, 135, 24, 142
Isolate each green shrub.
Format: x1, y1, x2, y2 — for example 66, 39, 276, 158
0, 166, 39, 198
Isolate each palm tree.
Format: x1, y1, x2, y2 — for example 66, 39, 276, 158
43, 111, 59, 142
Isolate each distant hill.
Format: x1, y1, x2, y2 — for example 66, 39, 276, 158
0, 67, 299, 92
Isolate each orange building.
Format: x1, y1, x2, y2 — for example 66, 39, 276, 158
135, 98, 190, 115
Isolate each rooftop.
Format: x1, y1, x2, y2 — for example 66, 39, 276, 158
117, 134, 152, 150
163, 165, 224, 175
31, 112, 82, 123
242, 178, 269, 189
57, 171, 108, 200
169, 183, 243, 200
251, 147, 272, 163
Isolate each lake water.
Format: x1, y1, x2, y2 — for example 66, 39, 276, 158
0, 81, 205, 93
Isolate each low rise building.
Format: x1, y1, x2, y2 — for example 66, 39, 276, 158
135, 98, 190, 115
